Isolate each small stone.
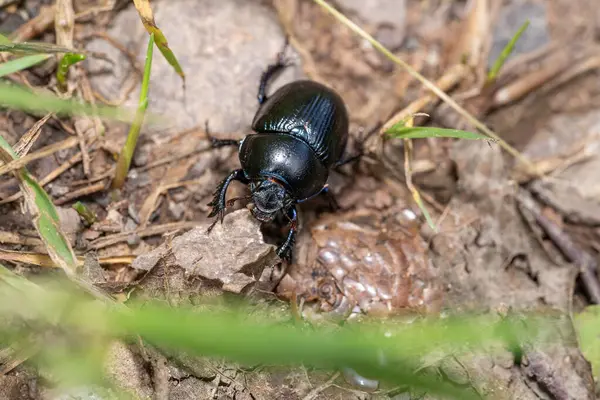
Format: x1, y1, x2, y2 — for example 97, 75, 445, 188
127, 203, 140, 224
129, 171, 152, 189
82, 229, 101, 241
93, 209, 124, 233
132, 144, 150, 167
56, 206, 83, 246
124, 217, 138, 233
127, 233, 141, 247
168, 201, 186, 220
49, 184, 70, 197
0, 12, 25, 34
86, 0, 303, 133
171, 189, 190, 203
337, 0, 406, 27
131, 209, 277, 294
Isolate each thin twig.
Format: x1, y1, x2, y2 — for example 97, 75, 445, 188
0, 137, 79, 177
54, 181, 106, 205
0, 150, 84, 205
138, 176, 210, 228
88, 221, 197, 250
380, 64, 469, 133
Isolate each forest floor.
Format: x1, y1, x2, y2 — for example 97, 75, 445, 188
1, 0, 600, 399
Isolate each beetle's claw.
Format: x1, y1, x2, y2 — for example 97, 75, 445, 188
206, 207, 225, 233
206, 218, 218, 234
276, 245, 293, 263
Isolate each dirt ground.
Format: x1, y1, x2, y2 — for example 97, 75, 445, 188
1, 0, 600, 399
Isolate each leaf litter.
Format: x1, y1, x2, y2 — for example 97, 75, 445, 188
0, 0, 600, 399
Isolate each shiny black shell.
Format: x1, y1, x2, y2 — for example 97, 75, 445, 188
251, 80, 349, 167
239, 80, 348, 201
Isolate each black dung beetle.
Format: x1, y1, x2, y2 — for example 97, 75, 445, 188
206, 43, 359, 261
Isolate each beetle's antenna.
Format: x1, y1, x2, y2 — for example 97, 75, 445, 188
251, 180, 265, 194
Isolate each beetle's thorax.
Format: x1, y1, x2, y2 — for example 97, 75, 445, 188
239, 133, 329, 201
251, 80, 349, 167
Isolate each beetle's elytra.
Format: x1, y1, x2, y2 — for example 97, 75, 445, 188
206, 42, 357, 261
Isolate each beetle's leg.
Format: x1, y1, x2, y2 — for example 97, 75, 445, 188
296, 185, 340, 212
332, 153, 362, 178
205, 120, 241, 149
276, 206, 298, 262
207, 169, 249, 233
257, 38, 293, 105
334, 124, 379, 168
209, 138, 240, 149
334, 153, 363, 168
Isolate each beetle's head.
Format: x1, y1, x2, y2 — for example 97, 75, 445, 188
249, 178, 290, 222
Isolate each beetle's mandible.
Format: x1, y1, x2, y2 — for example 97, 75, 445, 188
206, 43, 358, 261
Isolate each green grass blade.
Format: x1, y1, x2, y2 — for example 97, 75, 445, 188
152, 30, 185, 83
487, 20, 530, 83
0, 270, 568, 400
0, 34, 10, 45
0, 42, 76, 55
0, 135, 78, 276
0, 54, 50, 77
0, 81, 140, 123
387, 125, 490, 140
112, 33, 154, 189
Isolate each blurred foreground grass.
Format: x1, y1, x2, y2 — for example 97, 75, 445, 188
0, 264, 575, 399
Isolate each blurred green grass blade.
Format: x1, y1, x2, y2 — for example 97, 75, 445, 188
0, 134, 18, 158
387, 125, 490, 140
0, 42, 76, 55
56, 53, 86, 91
0, 263, 43, 294
112, 33, 154, 189
0, 276, 565, 400
102, 305, 554, 399
0, 136, 78, 276
487, 20, 530, 83
0, 54, 50, 77
0, 81, 140, 123
132, 0, 185, 82
575, 305, 600, 379
0, 34, 10, 45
